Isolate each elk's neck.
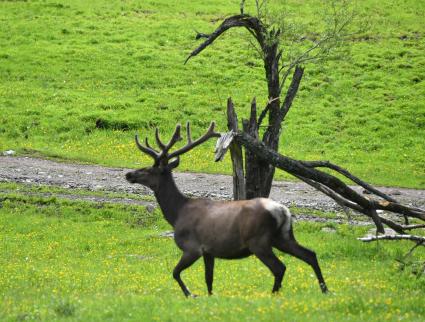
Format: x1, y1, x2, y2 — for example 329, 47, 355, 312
154, 172, 188, 227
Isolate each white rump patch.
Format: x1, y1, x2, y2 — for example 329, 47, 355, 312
260, 198, 292, 236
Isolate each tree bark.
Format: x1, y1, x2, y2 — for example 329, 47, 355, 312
242, 98, 264, 199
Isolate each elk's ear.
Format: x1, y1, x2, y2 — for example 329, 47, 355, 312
167, 157, 180, 170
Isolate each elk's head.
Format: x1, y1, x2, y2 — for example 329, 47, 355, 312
126, 122, 220, 191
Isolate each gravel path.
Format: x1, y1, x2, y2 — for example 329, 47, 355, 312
1, 156, 424, 214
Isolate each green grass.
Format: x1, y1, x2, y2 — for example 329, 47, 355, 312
0, 0, 424, 188
0, 193, 424, 321
0, 181, 155, 202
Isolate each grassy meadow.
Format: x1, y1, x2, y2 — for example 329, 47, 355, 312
1, 190, 424, 321
0, 0, 424, 187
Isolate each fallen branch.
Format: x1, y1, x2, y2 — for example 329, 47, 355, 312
358, 235, 425, 243
402, 224, 425, 230
218, 130, 425, 233
300, 160, 397, 202
377, 217, 405, 234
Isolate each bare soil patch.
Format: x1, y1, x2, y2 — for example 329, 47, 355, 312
1, 156, 424, 225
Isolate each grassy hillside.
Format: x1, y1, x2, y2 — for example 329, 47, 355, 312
0, 0, 424, 188
1, 191, 424, 321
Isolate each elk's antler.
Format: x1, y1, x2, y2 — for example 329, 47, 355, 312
168, 121, 220, 160
157, 124, 183, 161
135, 135, 161, 166
135, 121, 220, 166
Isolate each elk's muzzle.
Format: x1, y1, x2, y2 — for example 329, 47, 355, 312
125, 171, 137, 183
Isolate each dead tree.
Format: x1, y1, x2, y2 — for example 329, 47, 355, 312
186, 13, 298, 199
186, 2, 354, 199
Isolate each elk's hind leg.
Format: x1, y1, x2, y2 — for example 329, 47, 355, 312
173, 251, 201, 297
273, 233, 328, 293
249, 243, 286, 293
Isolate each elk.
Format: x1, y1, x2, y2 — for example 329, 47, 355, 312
125, 122, 328, 296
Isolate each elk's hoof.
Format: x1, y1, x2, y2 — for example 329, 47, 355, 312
184, 291, 198, 298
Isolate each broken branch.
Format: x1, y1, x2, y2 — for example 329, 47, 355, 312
185, 14, 265, 65
358, 235, 425, 244
301, 160, 397, 202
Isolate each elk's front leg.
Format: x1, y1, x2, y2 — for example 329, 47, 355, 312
173, 251, 201, 297
203, 253, 215, 295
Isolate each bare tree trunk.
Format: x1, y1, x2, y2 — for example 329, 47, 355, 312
258, 31, 281, 198
242, 98, 264, 199
224, 65, 303, 199
226, 98, 245, 200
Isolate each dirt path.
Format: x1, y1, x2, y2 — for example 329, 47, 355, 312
1, 156, 424, 213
